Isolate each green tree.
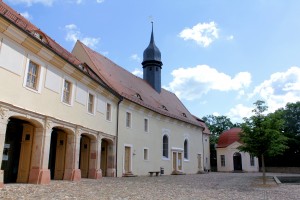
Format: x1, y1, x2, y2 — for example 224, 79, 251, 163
202, 115, 234, 144
266, 102, 300, 167
202, 115, 234, 171
238, 100, 288, 184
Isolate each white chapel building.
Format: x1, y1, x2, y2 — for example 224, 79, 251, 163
216, 128, 259, 172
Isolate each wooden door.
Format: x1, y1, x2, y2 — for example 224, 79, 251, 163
16, 124, 33, 183
124, 146, 131, 173
178, 152, 182, 171
80, 136, 90, 178
197, 154, 202, 171
172, 152, 177, 171
54, 131, 67, 180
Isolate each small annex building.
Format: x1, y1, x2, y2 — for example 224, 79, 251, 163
216, 128, 259, 172
0, 1, 210, 188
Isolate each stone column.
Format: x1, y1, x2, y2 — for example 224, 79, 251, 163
28, 118, 52, 184
0, 108, 9, 188
88, 135, 102, 179
68, 127, 81, 181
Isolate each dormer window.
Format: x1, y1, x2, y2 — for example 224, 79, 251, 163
134, 93, 143, 101
34, 32, 43, 40
161, 105, 168, 111
79, 64, 85, 70
32, 31, 48, 44
182, 113, 187, 117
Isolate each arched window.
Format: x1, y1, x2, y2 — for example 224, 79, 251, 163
163, 135, 168, 158
184, 139, 188, 159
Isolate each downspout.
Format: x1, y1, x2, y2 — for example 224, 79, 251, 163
202, 128, 205, 172
115, 97, 123, 177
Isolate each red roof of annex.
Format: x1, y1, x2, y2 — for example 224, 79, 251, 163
217, 127, 242, 148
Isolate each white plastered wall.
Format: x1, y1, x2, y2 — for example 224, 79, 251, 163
116, 100, 206, 177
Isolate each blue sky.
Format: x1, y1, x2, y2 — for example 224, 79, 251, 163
5, 0, 300, 122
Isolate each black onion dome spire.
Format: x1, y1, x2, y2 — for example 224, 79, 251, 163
142, 22, 162, 63
142, 22, 163, 93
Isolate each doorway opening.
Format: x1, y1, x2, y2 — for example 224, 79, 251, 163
233, 152, 242, 171
79, 135, 90, 178
48, 129, 67, 180
1, 118, 34, 183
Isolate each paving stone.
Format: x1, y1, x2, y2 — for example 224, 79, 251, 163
0, 173, 299, 199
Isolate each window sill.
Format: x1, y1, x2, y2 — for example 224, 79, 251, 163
87, 111, 95, 116
162, 157, 170, 161
24, 86, 40, 94
62, 101, 73, 107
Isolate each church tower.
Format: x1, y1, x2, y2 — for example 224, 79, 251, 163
142, 23, 163, 93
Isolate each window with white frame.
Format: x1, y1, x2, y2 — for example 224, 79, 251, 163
144, 118, 148, 132
106, 103, 112, 121
62, 79, 72, 104
26, 60, 40, 90
250, 155, 255, 166
184, 139, 188, 160
143, 148, 149, 160
126, 112, 131, 128
221, 155, 225, 166
162, 135, 169, 158
88, 93, 95, 114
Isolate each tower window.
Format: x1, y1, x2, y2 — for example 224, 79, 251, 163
149, 67, 152, 71
156, 67, 158, 71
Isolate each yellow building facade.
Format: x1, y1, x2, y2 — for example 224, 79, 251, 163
0, 1, 210, 188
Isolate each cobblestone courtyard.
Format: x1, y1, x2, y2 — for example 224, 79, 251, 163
0, 172, 299, 200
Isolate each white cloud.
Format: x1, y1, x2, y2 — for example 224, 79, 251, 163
96, 0, 104, 3
20, 11, 32, 20
212, 112, 220, 116
132, 68, 143, 78
250, 66, 300, 112
75, 0, 82, 4
165, 65, 251, 100
227, 104, 253, 123
226, 35, 234, 40
179, 22, 219, 47
130, 54, 141, 62
7, 0, 54, 6
65, 24, 100, 49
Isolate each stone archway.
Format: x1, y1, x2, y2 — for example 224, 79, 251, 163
1, 117, 41, 183
48, 127, 75, 180
233, 152, 242, 171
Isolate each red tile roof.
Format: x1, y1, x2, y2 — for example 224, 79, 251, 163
75, 41, 203, 127
193, 115, 211, 134
217, 128, 242, 148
